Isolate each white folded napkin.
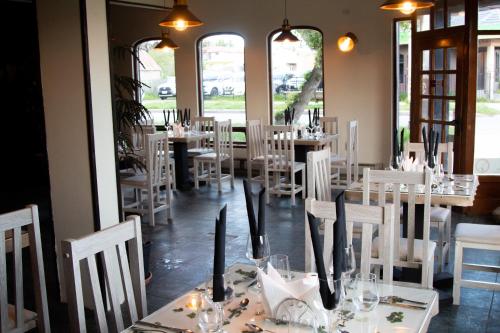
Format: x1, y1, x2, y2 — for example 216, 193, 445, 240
258, 263, 328, 327
402, 156, 422, 172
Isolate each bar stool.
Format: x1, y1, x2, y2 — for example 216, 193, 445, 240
453, 223, 500, 305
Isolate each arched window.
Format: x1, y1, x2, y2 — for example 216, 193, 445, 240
133, 38, 177, 125
197, 33, 246, 127
268, 27, 324, 124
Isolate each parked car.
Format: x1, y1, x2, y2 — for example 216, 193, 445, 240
157, 77, 176, 99
202, 73, 234, 96
275, 76, 306, 94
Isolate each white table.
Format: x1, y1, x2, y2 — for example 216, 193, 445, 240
123, 264, 439, 333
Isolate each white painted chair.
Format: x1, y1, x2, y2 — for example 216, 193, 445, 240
62, 216, 147, 333
405, 141, 453, 272
246, 119, 266, 184
121, 133, 172, 226
194, 120, 234, 192
363, 168, 435, 288
320, 117, 342, 183
305, 198, 395, 284
188, 116, 215, 156
453, 223, 500, 305
0, 205, 50, 333
263, 125, 305, 206
306, 148, 332, 201
331, 120, 359, 189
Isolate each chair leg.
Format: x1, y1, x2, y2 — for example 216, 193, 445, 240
171, 161, 177, 191
247, 160, 252, 181
208, 162, 212, 186
194, 159, 200, 190
302, 169, 306, 199
217, 161, 222, 193
148, 187, 155, 227
291, 169, 296, 206
427, 257, 434, 289
437, 222, 444, 273
453, 240, 463, 305
446, 214, 451, 264
265, 167, 270, 204
230, 158, 235, 189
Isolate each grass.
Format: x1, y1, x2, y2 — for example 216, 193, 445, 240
399, 99, 500, 116
476, 103, 500, 116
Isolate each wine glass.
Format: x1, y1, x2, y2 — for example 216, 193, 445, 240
342, 244, 356, 279
318, 277, 346, 333
204, 272, 235, 305
389, 154, 402, 170
198, 291, 224, 333
246, 234, 271, 271
269, 254, 291, 281
351, 273, 379, 312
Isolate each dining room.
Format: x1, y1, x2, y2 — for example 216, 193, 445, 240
1, 0, 500, 332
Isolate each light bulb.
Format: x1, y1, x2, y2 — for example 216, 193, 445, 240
338, 36, 355, 52
174, 19, 187, 31
400, 2, 417, 15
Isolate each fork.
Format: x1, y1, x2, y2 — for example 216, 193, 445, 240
379, 296, 427, 306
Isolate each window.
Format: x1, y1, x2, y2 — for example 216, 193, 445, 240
269, 28, 324, 124
394, 20, 412, 144
417, 0, 465, 32
197, 33, 246, 130
134, 39, 177, 125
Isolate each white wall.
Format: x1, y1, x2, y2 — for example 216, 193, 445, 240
110, 0, 398, 165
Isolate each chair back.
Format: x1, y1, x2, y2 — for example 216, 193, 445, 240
307, 149, 332, 201
0, 205, 50, 333
305, 199, 395, 283
193, 116, 215, 149
363, 168, 432, 287
320, 116, 340, 157
246, 119, 264, 160
131, 125, 156, 151
146, 133, 170, 187
346, 120, 359, 186
62, 216, 146, 333
404, 141, 454, 174
214, 120, 233, 161
264, 125, 295, 171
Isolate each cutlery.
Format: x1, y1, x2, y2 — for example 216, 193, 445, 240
379, 300, 426, 310
379, 295, 427, 306
245, 322, 276, 333
134, 320, 194, 333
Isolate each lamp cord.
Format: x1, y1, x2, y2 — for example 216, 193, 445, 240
284, 0, 287, 19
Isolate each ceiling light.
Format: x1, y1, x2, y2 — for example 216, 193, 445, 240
159, 0, 203, 31
379, 0, 434, 15
274, 0, 299, 43
154, 31, 179, 50
337, 33, 358, 52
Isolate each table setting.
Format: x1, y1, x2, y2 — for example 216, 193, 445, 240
124, 183, 438, 333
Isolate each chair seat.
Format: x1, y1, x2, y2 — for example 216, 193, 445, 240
8, 304, 37, 331
252, 155, 273, 163
188, 147, 214, 156
455, 223, 500, 245
194, 152, 230, 161
121, 174, 167, 187
373, 237, 436, 262
431, 206, 451, 223
330, 155, 346, 164
268, 161, 305, 172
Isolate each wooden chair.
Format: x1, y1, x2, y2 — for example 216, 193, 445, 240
331, 120, 359, 189
363, 168, 435, 288
121, 133, 172, 226
188, 116, 215, 156
405, 142, 454, 273
62, 216, 147, 333
304, 198, 395, 284
194, 120, 234, 192
0, 205, 50, 333
320, 117, 342, 183
263, 125, 305, 206
453, 223, 500, 305
306, 148, 332, 201
246, 119, 266, 184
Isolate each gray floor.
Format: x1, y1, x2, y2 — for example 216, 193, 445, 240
140, 177, 500, 333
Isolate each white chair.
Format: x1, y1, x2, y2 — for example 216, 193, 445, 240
62, 216, 147, 332
320, 117, 342, 183
246, 119, 266, 184
363, 168, 435, 288
305, 198, 395, 284
194, 120, 234, 192
331, 120, 359, 189
121, 133, 172, 226
188, 117, 215, 156
306, 148, 332, 201
453, 223, 500, 305
264, 125, 305, 206
405, 141, 454, 272
0, 205, 50, 333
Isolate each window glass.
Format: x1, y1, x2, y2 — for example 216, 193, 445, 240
395, 20, 412, 143
269, 28, 324, 124
479, 0, 500, 30
135, 39, 176, 125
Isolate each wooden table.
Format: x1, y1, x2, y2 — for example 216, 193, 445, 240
168, 131, 213, 190
293, 134, 338, 163
122, 263, 439, 333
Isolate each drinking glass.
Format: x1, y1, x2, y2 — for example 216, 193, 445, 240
318, 277, 346, 333
342, 244, 356, 279
352, 273, 379, 312
269, 254, 291, 281
246, 234, 271, 270
204, 272, 235, 305
198, 291, 224, 333
389, 154, 402, 170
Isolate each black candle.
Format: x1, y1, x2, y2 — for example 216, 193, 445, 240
400, 128, 405, 157
213, 205, 227, 302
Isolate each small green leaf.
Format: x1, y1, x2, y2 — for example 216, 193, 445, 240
187, 312, 196, 319
172, 307, 184, 312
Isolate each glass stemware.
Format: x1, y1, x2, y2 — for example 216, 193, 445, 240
204, 272, 235, 305
318, 277, 346, 333
342, 244, 356, 279
389, 154, 402, 170
351, 273, 379, 312
197, 291, 224, 333
246, 234, 271, 271
269, 254, 291, 281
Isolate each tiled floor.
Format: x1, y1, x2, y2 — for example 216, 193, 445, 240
139, 177, 499, 332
